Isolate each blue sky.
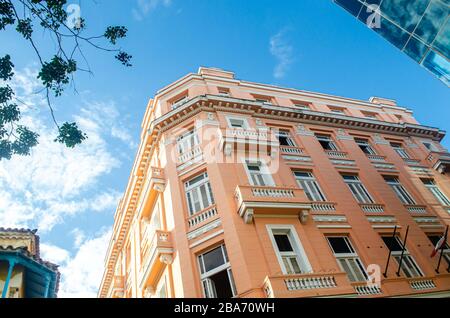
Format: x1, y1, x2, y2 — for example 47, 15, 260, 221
0, 0, 448, 297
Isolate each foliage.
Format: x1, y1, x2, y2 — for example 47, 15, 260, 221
0, 0, 132, 160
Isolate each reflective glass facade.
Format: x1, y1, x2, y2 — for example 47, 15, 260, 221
334, 0, 450, 86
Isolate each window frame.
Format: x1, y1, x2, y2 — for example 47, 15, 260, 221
185, 172, 215, 216
326, 236, 368, 282
267, 224, 312, 275
390, 142, 410, 159
315, 134, 339, 151
381, 236, 424, 278
176, 128, 200, 155
384, 176, 416, 205
275, 130, 296, 147
355, 138, 377, 155
294, 171, 327, 202
422, 179, 450, 206
197, 244, 237, 298
226, 116, 250, 129
244, 160, 275, 187
342, 175, 375, 204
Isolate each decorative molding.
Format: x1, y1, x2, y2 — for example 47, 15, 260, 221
189, 230, 224, 249
367, 216, 397, 223
316, 225, 352, 229
336, 129, 354, 141
313, 215, 348, 223
373, 134, 389, 145
187, 218, 222, 240
296, 124, 314, 136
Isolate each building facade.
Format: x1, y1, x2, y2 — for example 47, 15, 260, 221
333, 0, 450, 86
99, 67, 450, 298
0, 228, 60, 298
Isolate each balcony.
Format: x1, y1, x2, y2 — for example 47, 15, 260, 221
367, 154, 387, 162
310, 201, 337, 212
112, 275, 124, 298
137, 167, 166, 219
218, 128, 279, 156
139, 230, 173, 291
427, 151, 450, 174
325, 150, 348, 159
263, 272, 354, 298
351, 282, 382, 297
280, 146, 304, 155
402, 158, 422, 166
234, 185, 310, 224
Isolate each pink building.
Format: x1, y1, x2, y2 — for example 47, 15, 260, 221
99, 67, 450, 298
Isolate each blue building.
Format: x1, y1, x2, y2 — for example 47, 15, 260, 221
333, 0, 450, 86
0, 228, 60, 298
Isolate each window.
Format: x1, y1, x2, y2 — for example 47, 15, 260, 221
156, 278, 167, 298
422, 141, 438, 152
218, 87, 230, 96
185, 173, 215, 215
327, 237, 367, 282
171, 94, 188, 110
428, 235, 450, 265
198, 245, 237, 298
381, 236, 423, 278
362, 111, 379, 119
384, 176, 416, 205
269, 227, 311, 275
292, 101, 311, 109
276, 130, 296, 147
342, 175, 374, 204
245, 161, 274, 187
177, 129, 200, 154
329, 107, 346, 114
316, 134, 338, 151
390, 142, 410, 159
355, 138, 377, 155
422, 179, 450, 206
294, 171, 326, 202
227, 117, 248, 129
254, 95, 272, 104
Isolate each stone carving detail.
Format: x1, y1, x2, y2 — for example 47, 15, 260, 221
336, 129, 354, 141
373, 133, 389, 145
296, 124, 314, 136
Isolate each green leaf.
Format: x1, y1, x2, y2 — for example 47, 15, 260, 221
0, 103, 20, 124
12, 125, 39, 156
16, 18, 33, 39
54, 122, 87, 148
105, 26, 128, 45
38, 56, 77, 96
0, 139, 12, 160
0, 54, 14, 81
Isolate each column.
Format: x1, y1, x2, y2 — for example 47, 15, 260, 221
1, 259, 16, 298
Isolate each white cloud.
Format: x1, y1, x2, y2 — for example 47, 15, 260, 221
0, 69, 126, 232
133, 0, 172, 21
40, 229, 112, 298
270, 29, 294, 79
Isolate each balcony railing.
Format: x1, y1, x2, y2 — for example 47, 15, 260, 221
280, 146, 304, 155
359, 203, 385, 213
263, 272, 353, 298
218, 128, 279, 156
325, 150, 348, 159
409, 279, 436, 291
177, 145, 203, 165
367, 154, 387, 162
187, 205, 218, 229
310, 201, 337, 212
404, 204, 427, 214
235, 185, 310, 224
403, 158, 422, 166
352, 283, 382, 296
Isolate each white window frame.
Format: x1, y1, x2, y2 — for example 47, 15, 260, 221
382, 236, 424, 278
355, 138, 377, 155
243, 160, 275, 187
276, 130, 296, 147
342, 175, 374, 204
391, 143, 410, 159
185, 172, 215, 216
267, 225, 312, 275
422, 179, 450, 206
226, 116, 250, 129
326, 236, 368, 282
316, 134, 339, 151
198, 244, 237, 298
294, 171, 327, 202
171, 95, 188, 110
384, 177, 416, 205
177, 129, 200, 155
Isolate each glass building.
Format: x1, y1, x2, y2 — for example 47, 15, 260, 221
333, 0, 450, 86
